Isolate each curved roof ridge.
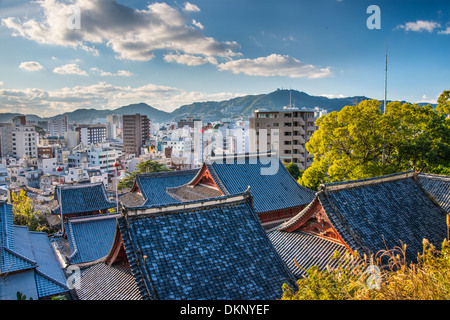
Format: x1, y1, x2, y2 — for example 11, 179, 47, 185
418, 172, 450, 181
322, 171, 415, 192
136, 169, 198, 179
125, 188, 253, 217
275, 194, 320, 232
34, 268, 68, 290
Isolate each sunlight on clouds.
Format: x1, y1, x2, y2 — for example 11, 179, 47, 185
1, 0, 238, 61
217, 54, 332, 79
397, 20, 441, 32
53, 63, 88, 76
18, 61, 44, 71
0, 82, 247, 116
164, 53, 218, 66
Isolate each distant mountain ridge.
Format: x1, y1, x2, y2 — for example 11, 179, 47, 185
0, 89, 434, 124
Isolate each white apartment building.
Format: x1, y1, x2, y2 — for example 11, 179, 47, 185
1, 124, 39, 159
67, 143, 121, 173
249, 108, 319, 171
37, 157, 58, 175
11, 125, 39, 159
47, 115, 68, 136
76, 124, 107, 145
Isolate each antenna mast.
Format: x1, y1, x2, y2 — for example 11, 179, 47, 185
289, 87, 292, 107
382, 39, 388, 166
384, 40, 388, 114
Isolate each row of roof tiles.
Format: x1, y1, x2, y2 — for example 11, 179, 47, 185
42, 156, 450, 300
0, 202, 68, 299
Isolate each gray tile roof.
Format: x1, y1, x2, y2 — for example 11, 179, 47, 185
324, 174, 447, 262
206, 153, 315, 213
118, 191, 296, 300
268, 230, 349, 278
65, 214, 120, 266
0, 201, 68, 298
289, 172, 449, 263
133, 169, 198, 208
417, 173, 450, 214
53, 183, 116, 215
74, 261, 142, 300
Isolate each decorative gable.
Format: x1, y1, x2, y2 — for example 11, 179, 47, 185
188, 163, 223, 191
280, 198, 352, 251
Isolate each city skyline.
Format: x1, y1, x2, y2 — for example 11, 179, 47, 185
0, 0, 449, 117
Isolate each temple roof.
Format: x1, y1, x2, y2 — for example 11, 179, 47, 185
114, 191, 296, 300
417, 173, 450, 214
198, 153, 315, 213
268, 230, 349, 278
277, 171, 448, 263
74, 261, 142, 300
130, 169, 198, 208
65, 214, 120, 266
1, 201, 68, 298
52, 182, 116, 215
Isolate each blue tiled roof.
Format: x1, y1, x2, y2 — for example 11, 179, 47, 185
118, 192, 296, 300
0, 202, 14, 251
1, 201, 68, 298
134, 169, 198, 207
1, 202, 36, 275
321, 173, 448, 262
65, 214, 119, 265
268, 230, 349, 278
417, 173, 450, 214
207, 154, 315, 213
53, 182, 116, 215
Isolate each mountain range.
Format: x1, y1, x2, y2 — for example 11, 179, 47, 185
0, 89, 432, 124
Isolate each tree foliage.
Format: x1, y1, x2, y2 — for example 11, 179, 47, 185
437, 90, 450, 114
118, 160, 170, 190
284, 162, 302, 181
299, 94, 450, 189
11, 189, 48, 232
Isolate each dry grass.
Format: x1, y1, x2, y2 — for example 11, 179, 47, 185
282, 236, 450, 300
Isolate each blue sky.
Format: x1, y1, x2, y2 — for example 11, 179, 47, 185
0, 0, 449, 117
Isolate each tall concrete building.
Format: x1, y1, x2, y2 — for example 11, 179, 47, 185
75, 124, 107, 145
249, 108, 318, 171
47, 115, 68, 136
122, 114, 150, 156
1, 124, 39, 159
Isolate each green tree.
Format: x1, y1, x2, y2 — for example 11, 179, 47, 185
118, 160, 170, 190
11, 189, 47, 232
299, 95, 450, 189
285, 162, 302, 181
436, 90, 450, 114
298, 158, 328, 190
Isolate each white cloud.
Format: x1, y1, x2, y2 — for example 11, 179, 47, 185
18, 61, 44, 71
319, 93, 346, 99
0, 81, 3, 86
164, 52, 218, 66
0, 81, 247, 116
183, 2, 201, 12
217, 54, 332, 78
397, 20, 441, 32
417, 94, 438, 104
2, 0, 238, 61
53, 63, 88, 76
438, 26, 450, 35
192, 19, 204, 30
90, 67, 134, 77
116, 70, 134, 77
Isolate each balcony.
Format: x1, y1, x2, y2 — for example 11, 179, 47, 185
293, 117, 305, 125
